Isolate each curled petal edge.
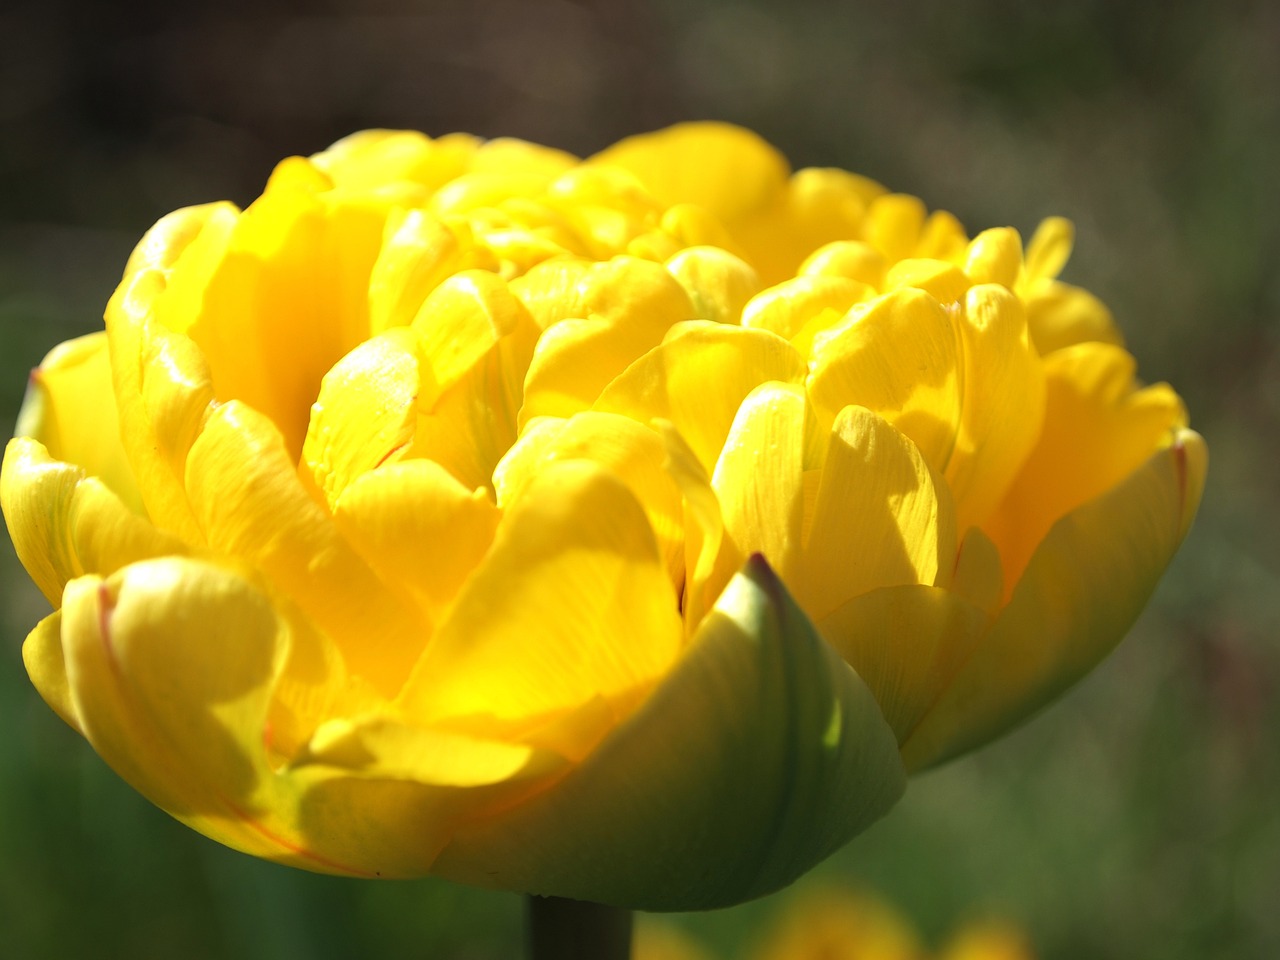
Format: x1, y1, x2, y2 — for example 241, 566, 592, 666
429, 554, 906, 911
901, 428, 1207, 771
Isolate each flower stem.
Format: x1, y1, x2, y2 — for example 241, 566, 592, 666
525, 895, 633, 960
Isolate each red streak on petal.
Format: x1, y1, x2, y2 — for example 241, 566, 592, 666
97, 583, 119, 674
374, 439, 412, 469
93, 581, 376, 879
220, 794, 379, 878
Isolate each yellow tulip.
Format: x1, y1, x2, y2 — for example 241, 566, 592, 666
2, 122, 1204, 910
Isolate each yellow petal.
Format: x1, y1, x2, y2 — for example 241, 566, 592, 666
58, 557, 556, 878
590, 121, 790, 225
412, 301, 540, 493
808, 287, 962, 474
796, 406, 956, 621
752, 888, 923, 960
152, 172, 393, 458
656, 420, 744, 634
60, 559, 300, 863
367, 210, 496, 334
301, 328, 421, 509
15, 332, 142, 512
105, 275, 217, 542
312, 129, 479, 193
664, 246, 761, 325
945, 284, 1045, 535
429, 556, 905, 910
963, 227, 1023, 288
712, 381, 808, 578
816, 585, 987, 744
1024, 279, 1125, 355
494, 412, 685, 587
184, 400, 430, 695
517, 256, 694, 425
884, 258, 972, 303
332, 459, 501, 625
799, 240, 887, 288
1, 437, 187, 606
902, 429, 1207, 770
732, 167, 883, 285
594, 321, 807, 475
400, 461, 683, 758
742, 275, 873, 343
22, 611, 81, 732
982, 342, 1187, 589
863, 193, 925, 263
1023, 215, 1074, 283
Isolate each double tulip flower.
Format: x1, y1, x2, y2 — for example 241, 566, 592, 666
2, 123, 1204, 910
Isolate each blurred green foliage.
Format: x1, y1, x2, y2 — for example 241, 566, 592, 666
1, 1, 1277, 958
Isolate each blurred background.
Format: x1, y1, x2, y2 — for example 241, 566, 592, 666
1, 1, 1276, 957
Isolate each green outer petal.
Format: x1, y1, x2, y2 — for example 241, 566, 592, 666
429, 554, 905, 911
901, 429, 1207, 770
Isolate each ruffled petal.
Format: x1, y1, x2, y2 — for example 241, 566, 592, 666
517, 256, 694, 425
589, 121, 790, 225
399, 461, 683, 760
712, 381, 808, 578
816, 585, 987, 744
332, 459, 501, 626
495, 412, 685, 587
982, 341, 1188, 590
184, 400, 430, 695
902, 429, 1207, 770
15, 332, 141, 512
106, 273, 218, 542
302, 328, 421, 509
594, 321, 806, 475
1, 437, 187, 606
808, 288, 962, 474
58, 557, 560, 878
797, 406, 956, 621
429, 555, 905, 910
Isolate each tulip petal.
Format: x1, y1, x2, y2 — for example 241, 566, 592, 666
429, 555, 906, 910
816, 585, 988, 743
332, 459, 501, 625
184, 400, 430, 695
712, 381, 808, 577
302, 328, 421, 509
22, 611, 81, 732
517, 257, 694, 424
1023, 216, 1073, 283
808, 288, 962, 474
901, 429, 1207, 770
589, 121, 790, 225
797, 406, 956, 621
982, 341, 1187, 589
106, 273, 218, 542
741, 276, 873, 346
664, 246, 761, 326
595, 321, 807, 475
60, 559, 299, 861
1, 437, 187, 606
57, 557, 558, 879
15, 332, 142, 512
1024, 279, 1125, 355
945, 284, 1045, 535
494, 412, 686, 587
400, 461, 683, 758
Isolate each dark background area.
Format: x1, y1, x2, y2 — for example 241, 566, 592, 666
1, 1, 1277, 957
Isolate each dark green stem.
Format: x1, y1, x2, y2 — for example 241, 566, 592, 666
525, 895, 633, 960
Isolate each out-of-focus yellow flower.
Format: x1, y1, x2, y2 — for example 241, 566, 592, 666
638, 887, 1038, 960
2, 122, 1204, 909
